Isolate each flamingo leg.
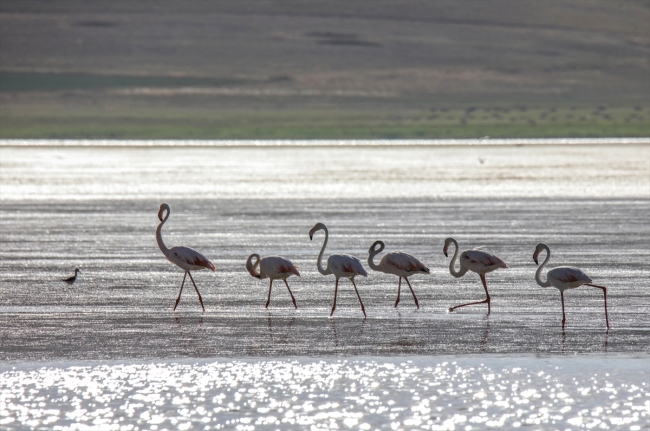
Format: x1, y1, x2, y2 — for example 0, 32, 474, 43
481, 274, 491, 314
330, 279, 339, 317
449, 274, 491, 314
560, 290, 566, 329
284, 279, 297, 309
173, 271, 187, 311
265, 279, 273, 309
404, 277, 420, 309
394, 277, 401, 308
351, 278, 367, 318
186, 271, 205, 313
586, 284, 610, 329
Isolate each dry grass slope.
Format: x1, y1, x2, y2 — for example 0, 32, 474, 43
1, 0, 648, 138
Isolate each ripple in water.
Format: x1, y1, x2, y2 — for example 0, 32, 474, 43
1, 356, 647, 430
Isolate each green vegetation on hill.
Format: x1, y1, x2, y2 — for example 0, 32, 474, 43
0, 1, 648, 139
2, 107, 647, 139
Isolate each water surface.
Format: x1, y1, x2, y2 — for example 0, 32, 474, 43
1, 355, 647, 430
0, 141, 648, 429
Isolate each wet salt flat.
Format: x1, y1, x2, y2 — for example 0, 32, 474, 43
0, 140, 649, 429
1, 356, 648, 430
1, 140, 649, 200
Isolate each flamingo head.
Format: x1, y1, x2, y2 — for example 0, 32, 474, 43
246, 254, 261, 278
443, 237, 455, 257
158, 203, 170, 222
369, 240, 385, 254
309, 222, 326, 240
533, 243, 546, 265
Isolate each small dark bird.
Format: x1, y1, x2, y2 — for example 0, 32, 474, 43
63, 268, 80, 285
478, 157, 485, 164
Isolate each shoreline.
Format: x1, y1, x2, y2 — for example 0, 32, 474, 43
2, 352, 648, 369
1, 137, 649, 147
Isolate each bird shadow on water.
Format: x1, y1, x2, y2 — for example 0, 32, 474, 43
266, 312, 296, 346
328, 316, 367, 352
480, 316, 491, 353
174, 314, 204, 327
559, 327, 610, 354
330, 318, 339, 349
170, 314, 205, 355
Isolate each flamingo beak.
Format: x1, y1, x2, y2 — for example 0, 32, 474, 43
443, 246, 448, 257
158, 210, 163, 221
533, 251, 539, 265
309, 229, 314, 240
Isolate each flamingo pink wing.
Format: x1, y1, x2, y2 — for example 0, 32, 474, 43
550, 267, 592, 284
192, 256, 215, 271
172, 246, 215, 271
279, 264, 300, 277
465, 250, 507, 268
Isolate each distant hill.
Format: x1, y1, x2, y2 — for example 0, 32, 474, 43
1, 0, 648, 138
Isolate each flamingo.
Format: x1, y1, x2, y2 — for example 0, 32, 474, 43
443, 237, 508, 314
156, 203, 215, 312
62, 268, 80, 285
533, 242, 610, 329
367, 240, 429, 309
246, 254, 300, 309
309, 222, 367, 318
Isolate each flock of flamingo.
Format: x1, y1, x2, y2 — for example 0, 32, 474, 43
156, 203, 610, 329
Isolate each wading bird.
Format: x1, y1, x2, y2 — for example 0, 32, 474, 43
156, 203, 214, 312
533, 242, 610, 329
367, 240, 429, 309
443, 237, 508, 314
63, 268, 80, 285
246, 254, 300, 309
309, 223, 367, 318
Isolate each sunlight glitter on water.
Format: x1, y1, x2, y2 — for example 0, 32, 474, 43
1, 142, 649, 200
1, 356, 647, 430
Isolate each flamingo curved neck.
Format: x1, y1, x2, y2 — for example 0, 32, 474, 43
316, 227, 331, 276
156, 218, 171, 258
448, 239, 468, 278
367, 242, 384, 271
535, 244, 552, 288
246, 254, 261, 278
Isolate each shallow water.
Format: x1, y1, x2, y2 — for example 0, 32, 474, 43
0, 141, 649, 429
1, 356, 648, 430
0, 142, 649, 361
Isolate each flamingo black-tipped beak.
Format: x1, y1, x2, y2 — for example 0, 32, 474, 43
309, 233, 313, 240
444, 251, 448, 257
534, 257, 539, 265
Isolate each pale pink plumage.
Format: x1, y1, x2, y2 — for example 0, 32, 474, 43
309, 223, 367, 318
246, 254, 300, 309
546, 267, 592, 290
168, 246, 215, 272
247, 255, 300, 280
443, 237, 508, 314
460, 249, 508, 274
327, 254, 368, 278
534, 242, 609, 328
156, 203, 214, 312
368, 241, 429, 309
